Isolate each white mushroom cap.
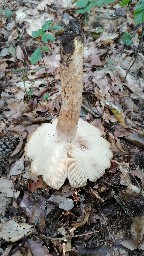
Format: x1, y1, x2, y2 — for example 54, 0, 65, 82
25, 119, 112, 189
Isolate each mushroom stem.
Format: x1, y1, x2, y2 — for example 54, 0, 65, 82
56, 19, 84, 142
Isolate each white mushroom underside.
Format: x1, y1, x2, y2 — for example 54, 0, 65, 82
25, 119, 113, 189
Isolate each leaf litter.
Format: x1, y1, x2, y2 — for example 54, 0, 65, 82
0, 0, 144, 255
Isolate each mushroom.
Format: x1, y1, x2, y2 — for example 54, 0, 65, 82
25, 17, 113, 190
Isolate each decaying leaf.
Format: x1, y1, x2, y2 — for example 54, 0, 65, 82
124, 133, 144, 149
9, 158, 24, 176
0, 178, 15, 197
10, 132, 27, 158
90, 54, 103, 66
0, 194, 11, 216
20, 192, 46, 227
106, 101, 125, 125
28, 177, 44, 192
122, 216, 144, 250
115, 66, 143, 94
16, 45, 24, 61
0, 220, 35, 242
48, 195, 74, 211
27, 238, 49, 256
96, 32, 118, 45
131, 216, 144, 249
120, 164, 144, 196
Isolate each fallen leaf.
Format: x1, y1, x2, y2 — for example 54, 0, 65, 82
48, 195, 74, 210
115, 66, 142, 94
0, 48, 9, 57
27, 238, 49, 256
106, 101, 125, 125
0, 194, 11, 216
20, 192, 46, 227
90, 54, 103, 66
124, 133, 144, 149
120, 163, 144, 196
96, 32, 118, 46
9, 158, 24, 176
16, 45, 24, 61
121, 240, 137, 251
130, 169, 144, 187
131, 216, 144, 249
8, 29, 19, 42
28, 177, 44, 192
59, 199, 74, 211
0, 220, 35, 242
10, 132, 27, 158
0, 178, 15, 197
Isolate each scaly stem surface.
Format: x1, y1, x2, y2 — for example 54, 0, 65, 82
56, 19, 84, 142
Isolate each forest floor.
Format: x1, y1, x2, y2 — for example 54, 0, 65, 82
0, 0, 144, 255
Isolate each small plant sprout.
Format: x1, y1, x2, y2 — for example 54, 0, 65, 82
30, 20, 63, 65
25, 16, 113, 190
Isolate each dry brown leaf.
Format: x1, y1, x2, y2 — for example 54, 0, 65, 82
124, 133, 144, 149
9, 158, 24, 176
0, 194, 11, 216
0, 220, 35, 242
96, 32, 118, 45
36, 0, 72, 10
28, 177, 44, 192
121, 240, 137, 251
27, 238, 49, 256
8, 29, 19, 42
90, 54, 103, 66
0, 48, 9, 57
120, 164, 144, 196
10, 132, 27, 158
43, 54, 60, 74
115, 66, 142, 94
131, 216, 144, 248
16, 45, 24, 61
3, 99, 30, 119
48, 194, 74, 211
20, 192, 46, 227
130, 170, 144, 187
0, 178, 15, 198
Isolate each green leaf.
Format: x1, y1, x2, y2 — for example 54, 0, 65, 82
32, 29, 44, 38
43, 92, 49, 100
76, 0, 89, 8
42, 20, 53, 31
76, 2, 95, 13
95, 0, 116, 7
134, 0, 144, 24
50, 25, 63, 31
121, 32, 132, 46
42, 33, 55, 43
120, 0, 131, 7
42, 46, 49, 52
30, 48, 42, 65
4, 8, 12, 18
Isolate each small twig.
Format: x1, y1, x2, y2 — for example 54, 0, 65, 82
125, 26, 144, 78
2, 245, 13, 256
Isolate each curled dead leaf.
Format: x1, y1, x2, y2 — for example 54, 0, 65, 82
124, 133, 144, 149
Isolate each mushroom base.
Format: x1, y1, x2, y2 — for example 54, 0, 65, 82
25, 119, 113, 190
